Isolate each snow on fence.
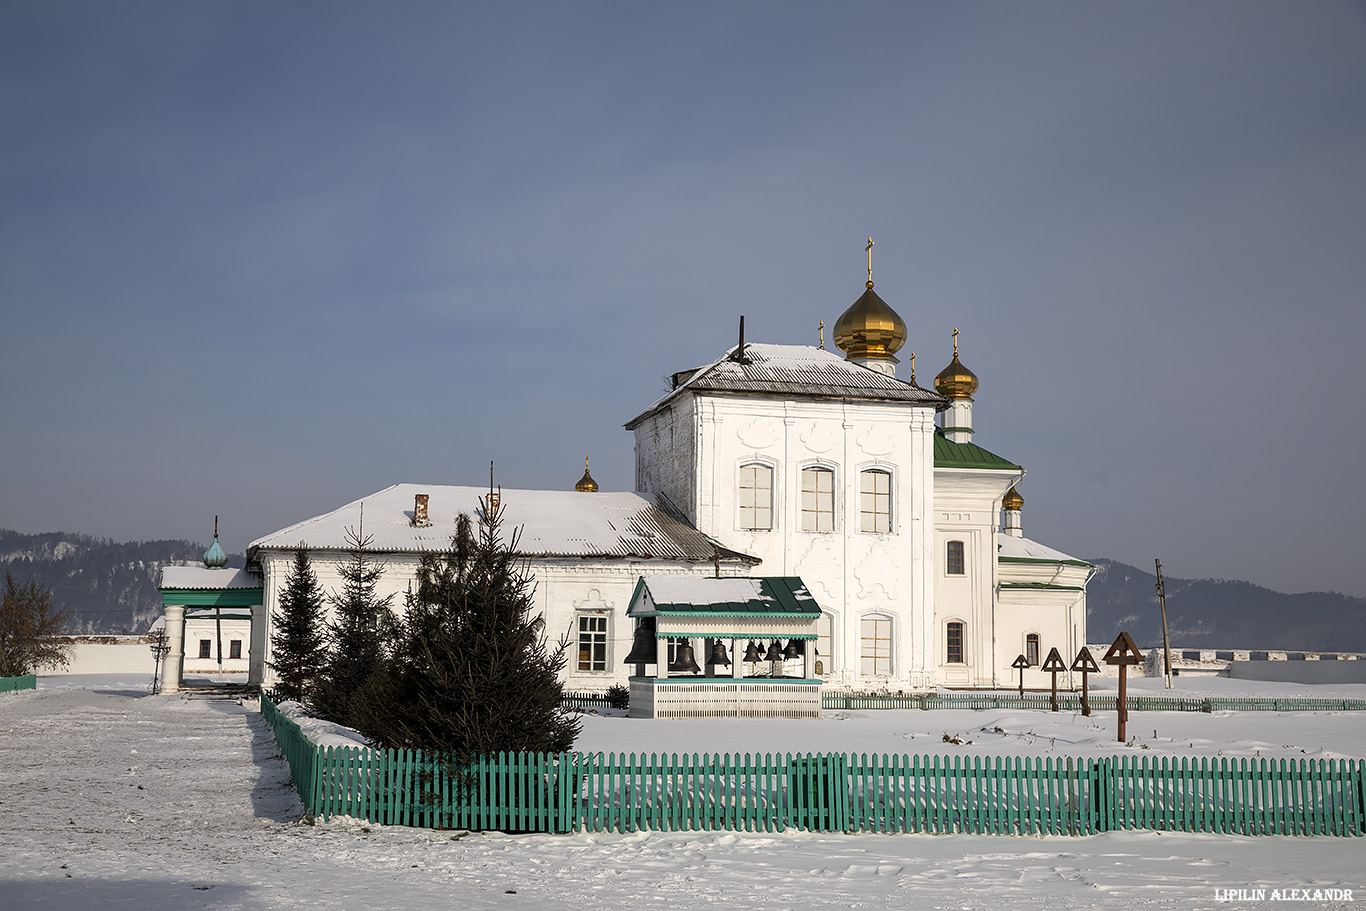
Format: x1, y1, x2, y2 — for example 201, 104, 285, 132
0, 675, 37, 694
259, 692, 1365, 837
822, 691, 1366, 713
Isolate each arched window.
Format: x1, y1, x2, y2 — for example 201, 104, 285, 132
738, 463, 773, 530
1026, 633, 1040, 666
859, 615, 892, 676
946, 540, 965, 575
801, 467, 835, 532
859, 469, 892, 533
946, 621, 965, 664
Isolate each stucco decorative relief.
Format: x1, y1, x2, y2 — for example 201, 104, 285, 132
799, 422, 839, 454
857, 426, 896, 456
573, 588, 612, 611
736, 418, 779, 450
853, 549, 894, 601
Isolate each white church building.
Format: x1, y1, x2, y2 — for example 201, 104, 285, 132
167, 264, 1090, 695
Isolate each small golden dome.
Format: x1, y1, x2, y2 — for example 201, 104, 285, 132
1002, 485, 1024, 511
575, 454, 599, 493
833, 281, 907, 362
934, 329, 978, 399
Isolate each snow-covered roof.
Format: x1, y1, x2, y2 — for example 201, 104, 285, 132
159, 566, 262, 590
996, 534, 1091, 566
628, 575, 820, 617
248, 484, 757, 564
625, 343, 944, 428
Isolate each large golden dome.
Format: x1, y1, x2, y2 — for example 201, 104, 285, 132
934, 330, 978, 399
833, 281, 907, 361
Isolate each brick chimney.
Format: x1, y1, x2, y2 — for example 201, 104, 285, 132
413, 493, 431, 527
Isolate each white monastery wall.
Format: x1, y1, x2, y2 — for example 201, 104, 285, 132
254, 547, 736, 691
56, 637, 157, 675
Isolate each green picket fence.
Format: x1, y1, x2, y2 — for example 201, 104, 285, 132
0, 674, 37, 694
823, 691, 1366, 713
259, 692, 1365, 837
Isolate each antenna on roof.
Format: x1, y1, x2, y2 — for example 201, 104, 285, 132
730, 315, 751, 364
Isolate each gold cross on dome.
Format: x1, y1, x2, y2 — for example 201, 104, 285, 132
818, 319, 825, 349
953, 327, 960, 357
865, 237, 874, 282
910, 351, 916, 382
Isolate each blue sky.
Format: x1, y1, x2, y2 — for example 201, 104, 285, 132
2, 1, 1363, 597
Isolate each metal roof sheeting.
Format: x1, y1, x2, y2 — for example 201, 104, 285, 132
159, 566, 261, 590
629, 575, 821, 617
626, 344, 944, 427
932, 432, 1022, 471
248, 484, 757, 563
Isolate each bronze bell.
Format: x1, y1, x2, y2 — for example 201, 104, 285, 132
763, 640, 784, 662
742, 640, 762, 662
708, 640, 731, 668
783, 639, 803, 660
622, 625, 658, 665
668, 643, 702, 674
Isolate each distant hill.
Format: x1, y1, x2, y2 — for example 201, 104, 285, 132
0, 528, 243, 634
1085, 558, 1366, 652
4, 527, 1362, 649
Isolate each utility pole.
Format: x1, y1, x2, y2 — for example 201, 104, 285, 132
1155, 558, 1173, 689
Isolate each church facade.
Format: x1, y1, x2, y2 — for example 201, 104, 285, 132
237, 267, 1089, 694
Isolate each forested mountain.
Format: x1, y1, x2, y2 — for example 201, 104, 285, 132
3, 527, 1362, 650
0, 529, 243, 634
1085, 558, 1366, 652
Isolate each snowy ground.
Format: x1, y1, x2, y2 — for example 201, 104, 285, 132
1, 676, 1362, 910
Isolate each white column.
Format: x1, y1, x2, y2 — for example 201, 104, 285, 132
1003, 507, 1023, 537
943, 399, 973, 444
731, 639, 743, 678
248, 602, 267, 688
163, 604, 186, 695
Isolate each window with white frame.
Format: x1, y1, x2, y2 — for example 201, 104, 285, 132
860, 616, 891, 676
577, 614, 608, 671
801, 467, 835, 532
815, 613, 834, 676
738, 463, 773, 530
946, 621, 965, 664
859, 469, 892, 533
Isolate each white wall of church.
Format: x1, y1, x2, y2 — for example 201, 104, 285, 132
634, 393, 942, 689
932, 469, 1018, 687
252, 548, 742, 692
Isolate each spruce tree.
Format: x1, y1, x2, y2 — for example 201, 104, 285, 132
267, 548, 327, 704
358, 502, 579, 758
313, 513, 394, 726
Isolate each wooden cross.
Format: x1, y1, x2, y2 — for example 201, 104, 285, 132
1071, 647, 1101, 717
1011, 654, 1030, 697
1041, 647, 1068, 712
1103, 632, 1144, 742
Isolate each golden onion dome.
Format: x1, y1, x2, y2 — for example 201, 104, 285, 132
574, 455, 599, 493
934, 330, 978, 399
1002, 485, 1024, 511
833, 281, 907, 361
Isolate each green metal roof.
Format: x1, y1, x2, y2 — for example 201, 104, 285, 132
933, 431, 1021, 471
628, 576, 821, 618
998, 556, 1094, 568
161, 588, 263, 607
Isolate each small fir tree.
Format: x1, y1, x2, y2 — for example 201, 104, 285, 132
0, 572, 74, 676
268, 547, 327, 704
357, 502, 579, 758
313, 510, 394, 726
